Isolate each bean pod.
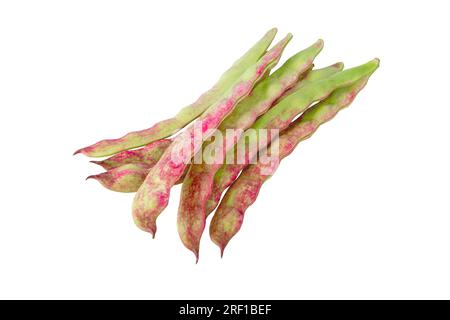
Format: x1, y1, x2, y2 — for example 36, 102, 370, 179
74, 29, 278, 157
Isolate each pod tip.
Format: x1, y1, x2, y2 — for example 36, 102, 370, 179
191, 247, 199, 264
333, 62, 344, 69
264, 28, 278, 40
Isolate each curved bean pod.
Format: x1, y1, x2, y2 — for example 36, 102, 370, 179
87, 163, 188, 193
177, 40, 325, 260
206, 59, 380, 216
132, 34, 292, 237
90, 139, 172, 170
74, 29, 278, 157
87, 163, 152, 193
210, 73, 377, 255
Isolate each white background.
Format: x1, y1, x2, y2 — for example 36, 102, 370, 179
1, 0, 449, 299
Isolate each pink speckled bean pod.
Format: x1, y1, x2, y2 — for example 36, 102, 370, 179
87, 163, 188, 193
132, 34, 292, 237
177, 40, 325, 260
210, 74, 377, 255
90, 139, 173, 170
206, 59, 380, 215
87, 163, 152, 193
74, 29, 278, 157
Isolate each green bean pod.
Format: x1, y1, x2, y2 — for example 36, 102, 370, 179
87, 163, 188, 193
87, 163, 152, 193
74, 29, 278, 157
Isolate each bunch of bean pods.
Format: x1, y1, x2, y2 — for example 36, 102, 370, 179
75, 28, 379, 262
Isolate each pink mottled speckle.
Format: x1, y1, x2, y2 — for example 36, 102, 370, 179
345, 91, 357, 104
157, 192, 169, 207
